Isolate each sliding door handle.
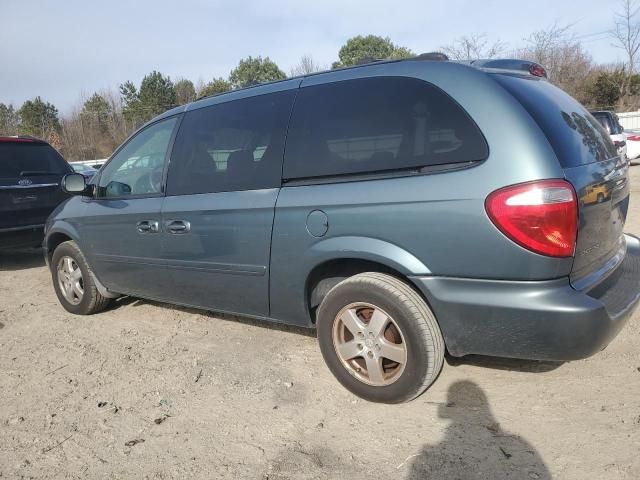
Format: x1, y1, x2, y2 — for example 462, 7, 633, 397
166, 220, 190, 234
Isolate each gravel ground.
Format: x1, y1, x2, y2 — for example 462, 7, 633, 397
1, 169, 639, 479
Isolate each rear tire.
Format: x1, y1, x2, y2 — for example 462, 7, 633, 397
51, 241, 111, 315
316, 272, 444, 403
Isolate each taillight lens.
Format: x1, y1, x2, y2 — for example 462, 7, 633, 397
485, 180, 577, 257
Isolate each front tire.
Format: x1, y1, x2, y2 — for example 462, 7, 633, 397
316, 272, 444, 403
51, 240, 111, 315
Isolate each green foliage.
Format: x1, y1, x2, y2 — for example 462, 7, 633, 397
175, 79, 196, 105
119, 81, 138, 106
82, 93, 112, 130
229, 56, 286, 89
120, 71, 176, 126
587, 71, 624, 109
388, 45, 414, 59
17, 97, 60, 138
197, 78, 232, 98
333, 35, 414, 68
584, 68, 640, 110
0, 103, 20, 135
138, 71, 176, 116
119, 80, 141, 124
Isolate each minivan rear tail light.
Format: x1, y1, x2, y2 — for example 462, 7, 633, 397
485, 180, 577, 257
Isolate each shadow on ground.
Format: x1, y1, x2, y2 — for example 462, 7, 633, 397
446, 354, 564, 373
407, 380, 551, 480
0, 248, 45, 271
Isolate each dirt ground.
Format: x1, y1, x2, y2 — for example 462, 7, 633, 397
1, 172, 639, 480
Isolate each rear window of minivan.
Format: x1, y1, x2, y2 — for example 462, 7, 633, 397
0, 142, 68, 179
494, 75, 617, 168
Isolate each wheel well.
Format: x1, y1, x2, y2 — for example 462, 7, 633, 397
45, 233, 72, 262
306, 259, 421, 323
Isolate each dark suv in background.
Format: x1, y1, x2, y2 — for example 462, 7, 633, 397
44, 56, 640, 403
0, 136, 71, 250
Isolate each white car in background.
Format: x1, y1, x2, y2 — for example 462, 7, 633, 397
624, 130, 640, 161
590, 110, 627, 160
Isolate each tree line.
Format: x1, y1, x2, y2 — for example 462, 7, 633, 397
2, 0, 640, 160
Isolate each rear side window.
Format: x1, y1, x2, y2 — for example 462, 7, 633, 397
0, 142, 68, 179
283, 77, 488, 180
495, 75, 617, 167
167, 90, 295, 195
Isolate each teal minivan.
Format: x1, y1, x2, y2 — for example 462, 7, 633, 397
44, 56, 640, 403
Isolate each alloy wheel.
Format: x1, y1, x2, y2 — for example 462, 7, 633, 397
57, 256, 84, 305
331, 302, 407, 386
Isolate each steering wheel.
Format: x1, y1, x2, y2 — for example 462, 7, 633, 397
133, 167, 163, 194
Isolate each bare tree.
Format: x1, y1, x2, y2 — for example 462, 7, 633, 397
440, 33, 505, 60
521, 23, 573, 64
290, 54, 324, 76
611, 0, 640, 98
516, 23, 593, 103
60, 88, 131, 161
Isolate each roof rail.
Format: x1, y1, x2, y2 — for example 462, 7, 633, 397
354, 56, 386, 65
352, 52, 449, 67
410, 52, 449, 61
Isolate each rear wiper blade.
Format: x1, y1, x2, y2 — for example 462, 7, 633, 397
19, 170, 53, 176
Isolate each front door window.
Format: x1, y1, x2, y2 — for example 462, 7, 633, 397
97, 117, 178, 198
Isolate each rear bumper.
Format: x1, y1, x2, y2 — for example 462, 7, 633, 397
410, 234, 640, 361
0, 224, 44, 250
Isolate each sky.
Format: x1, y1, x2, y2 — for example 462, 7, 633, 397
0, 0, 623, 114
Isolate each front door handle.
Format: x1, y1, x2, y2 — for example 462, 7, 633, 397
166, 220, 191, 234
136, 220, 159, 234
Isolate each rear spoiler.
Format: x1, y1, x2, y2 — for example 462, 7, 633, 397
463, 59, 548, 79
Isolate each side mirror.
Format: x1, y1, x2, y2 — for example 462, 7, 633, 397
61, 173, 87, 195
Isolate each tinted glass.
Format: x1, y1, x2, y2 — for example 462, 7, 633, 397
495, 75, 617, 167
591, 112, 613, 134
167, 90, 295, 195
283, 77, 488, 179
71, 163, 94, 173
0, 143, 68, 179
97, 116, 177, 198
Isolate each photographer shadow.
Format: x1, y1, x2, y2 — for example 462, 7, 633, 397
407, 380, 551, 480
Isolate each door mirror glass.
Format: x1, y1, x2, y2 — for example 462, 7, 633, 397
105, 180, 132, 197
61, 173, 87, 194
